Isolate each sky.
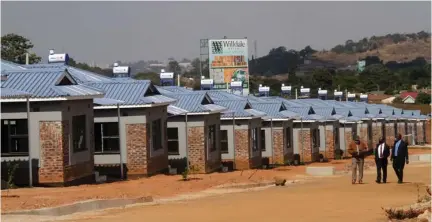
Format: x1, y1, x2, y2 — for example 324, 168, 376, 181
1, 1, 431, 66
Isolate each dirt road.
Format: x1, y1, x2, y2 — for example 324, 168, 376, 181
65, 163, 431, 222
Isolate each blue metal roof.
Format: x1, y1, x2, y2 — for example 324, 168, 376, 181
214, 100, 263, 118
24, 63, 114, 83
86, 81, 174, 106
164, 92, 226, 114
249, 102, 290, 119
1, 60, 26, 71
1, 69, 103, 99
0, 87, 32, 98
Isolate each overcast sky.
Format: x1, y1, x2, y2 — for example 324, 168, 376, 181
1, 1, 431, 65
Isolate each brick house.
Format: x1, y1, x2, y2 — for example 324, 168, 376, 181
213, 100, 265, 170
85, 80, 176, 179
157, 87, 227, 174
1, 69, 104, 186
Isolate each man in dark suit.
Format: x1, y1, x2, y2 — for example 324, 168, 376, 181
375, 137, 390, 184
391, 134, 409, 184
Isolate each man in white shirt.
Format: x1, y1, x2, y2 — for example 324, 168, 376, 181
375, 137, 390, 184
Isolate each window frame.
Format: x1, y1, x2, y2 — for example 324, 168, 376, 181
1, 119, 29, 156
251, 127, 259, 151
220, 129, 229, 154
94, 122, 120, 154
261, 129, 266, 151
207, 124, 217, 153
72, 115, 87, 153
151, 119, 163, 151
285, 127, 291, 150
167, 127, 180, 155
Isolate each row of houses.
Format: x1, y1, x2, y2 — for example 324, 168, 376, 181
1, 57, 430, 187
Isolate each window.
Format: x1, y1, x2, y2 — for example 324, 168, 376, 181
285, 127, 291, 149
167, 127, 179, 155
252, 128, 259, 151
73, 115, 87, 152
220, 130, 228, 154
261, 130, 266, 151
1, 119, 29, 155
312, 129, 320, 148
207, 124, 217, 152
94, 122, 119, 153
151, 119, 162, 151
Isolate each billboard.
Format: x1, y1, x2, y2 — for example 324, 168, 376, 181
208, 39, 249, 93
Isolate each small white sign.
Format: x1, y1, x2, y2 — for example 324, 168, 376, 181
113, 66, 130, 74
318, 90, 328, 95
48, 53, 68, 63
201, 79, 214, 85
230, 81, 242, 87
281, 86, 292, 91
300, 88, 310, 93
360, 94, 368, 99
347, 93, 356, 98
258, 86, 270, 92
160, 72, 174, 79
334, 91, 343, 96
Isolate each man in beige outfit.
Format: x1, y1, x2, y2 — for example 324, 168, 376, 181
347, 135, 370, 184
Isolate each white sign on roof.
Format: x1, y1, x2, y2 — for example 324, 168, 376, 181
258, 86, 270, 92
230, 81, 242, 87
48, 53, 68, 63
334, 91, 343, 96
347, 93, 356, 98
360, 94, 368, 99
318, 90, 328, 95
281, 86, 292, 91
113, 66, 130, 74
300, 88, 310, 93
160, 72, 174, 79
201, 79, 214, 85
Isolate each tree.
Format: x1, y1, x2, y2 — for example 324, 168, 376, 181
134, 72, 160, 85
1, 33, 41, 64
312, 68, 333, 90
167, 60, 181, 74
392, 97, 403, 104
416, 92, 431, 104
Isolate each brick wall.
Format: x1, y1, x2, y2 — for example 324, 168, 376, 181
385, 123, 395, 146
359, 126, 368, 144
397, 122, 406, 136
39, 121, 93, 185
271, 129, 284, 164
344, 130, 353, 157
323, 129, 335, 159
416, 123, 424, 144
187, 126, 206, 173
372, 124, 382, 147
234, 129, 250, 170
39, 121, 69, 184
426, 120, 431, 144
126, 124, 148, 176
298, 130, 317, 162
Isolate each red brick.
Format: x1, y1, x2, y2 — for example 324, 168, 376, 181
39, 121, 94, 185
297, 130, 318, 163
385, 123, 395, 146
187, 126, 221, 174
126, 123, 168, 177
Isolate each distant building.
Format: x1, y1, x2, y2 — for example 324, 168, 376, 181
400, 92, 418, 104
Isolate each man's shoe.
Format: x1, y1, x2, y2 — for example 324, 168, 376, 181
359, 180, 363, 184
383, 181, 387, 184
375, 180, 381, 184
398, 180, 402, 184
352, 180, 356, 184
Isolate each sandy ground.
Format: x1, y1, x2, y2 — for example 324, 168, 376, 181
63, 163, 431, 222
1, 148, 429, 213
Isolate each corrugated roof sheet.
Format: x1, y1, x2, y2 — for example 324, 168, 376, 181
0, 87, 32, 98
1, 69, 103, 98
215, 100, 263, 118
86, 81, 175, 106
250, 102, 289, 119
1, 60, 26, 71
24, 63, 114, 83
